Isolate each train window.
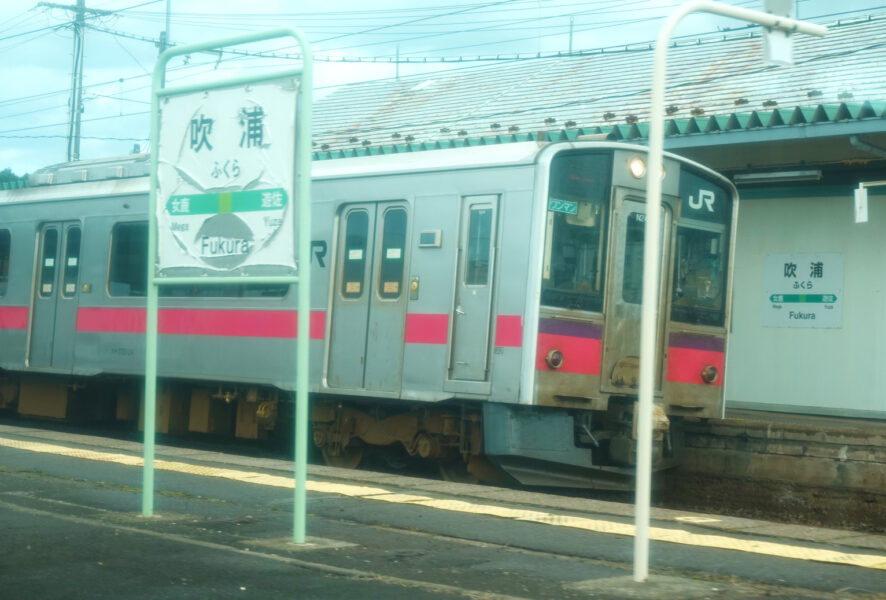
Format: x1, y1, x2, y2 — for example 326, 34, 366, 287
379, 208, 407, 299
109, 222, 147, 297
62, 227, 81, 298
239, 284, 288, 298
342, 210, 369, 299
39, 228, 59, 297
541, 151, 612, 312
622, 213, 646, 304
465, 206, 492, 286
162, 283, 288, 298
0, 230, 9, 297
109, 222, 286, 298
671, 226, 726, 327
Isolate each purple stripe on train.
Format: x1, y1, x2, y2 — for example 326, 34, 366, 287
538, 318, 603, 339
668, 332, 725, 352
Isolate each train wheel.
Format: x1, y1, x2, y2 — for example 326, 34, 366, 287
321, 440, 365, 469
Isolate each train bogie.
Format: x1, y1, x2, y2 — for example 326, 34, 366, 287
0, 141, 737, 488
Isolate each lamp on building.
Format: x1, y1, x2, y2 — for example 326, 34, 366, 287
732, 169, 822, 185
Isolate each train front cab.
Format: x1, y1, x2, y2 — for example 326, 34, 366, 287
484, 143, 737, 488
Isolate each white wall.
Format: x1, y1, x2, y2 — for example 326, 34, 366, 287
726, 188, 886, 418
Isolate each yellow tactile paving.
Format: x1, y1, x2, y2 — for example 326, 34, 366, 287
2, 436, 885, 571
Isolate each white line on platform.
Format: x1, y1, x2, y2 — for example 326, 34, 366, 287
2, 435, 885, 571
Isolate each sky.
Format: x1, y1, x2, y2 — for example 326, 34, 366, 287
2, 0, 885, 175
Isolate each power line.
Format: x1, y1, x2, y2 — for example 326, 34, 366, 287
88, 92, 151, 105
0, 8, 42, 36
0, 26, 66, 54
36, 1, 100, 161
119, 1, 551, 21
0, 134, 148, 141
0, 23, 69, 43
115, 0, 164, 12
312, 0, 521, 45
0, 110, 149, 135
2, 2, 883, 145
22, 0, 164, 160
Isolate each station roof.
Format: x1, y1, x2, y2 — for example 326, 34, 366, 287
311, 13, 886, 161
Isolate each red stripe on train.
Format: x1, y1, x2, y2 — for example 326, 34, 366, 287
536, 333, 602, 375
76, 307, 326, 339
405, 314, 524, 346
0, 306, 28, 330
77, 307, 144, 333
404, 313, 449, 345
666, 346, 724, 386
494, 315, 522, 347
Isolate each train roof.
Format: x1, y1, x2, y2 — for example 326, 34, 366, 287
26, 141, 549, 183
0, 140, 713, 204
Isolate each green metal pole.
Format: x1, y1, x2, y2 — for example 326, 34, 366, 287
143, 48, 167, 518
293, 30, 313, 545
147, 27, 313, 538
142, 279, 158, 517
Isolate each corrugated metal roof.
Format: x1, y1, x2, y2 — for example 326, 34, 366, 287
312, 14, 886, 160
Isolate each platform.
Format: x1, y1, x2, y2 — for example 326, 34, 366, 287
0, 422, 884, 599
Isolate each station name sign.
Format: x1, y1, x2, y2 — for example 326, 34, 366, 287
156, 78, 298, 273
763, 252, 843, 328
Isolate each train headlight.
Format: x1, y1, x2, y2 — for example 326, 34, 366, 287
628, 157, 647, 179
701, 365, 719, 384
545, 349, 564, 370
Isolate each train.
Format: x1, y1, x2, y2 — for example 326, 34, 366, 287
0, 140, 737, 488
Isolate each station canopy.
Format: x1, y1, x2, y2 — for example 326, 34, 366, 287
310, 13, 886, 161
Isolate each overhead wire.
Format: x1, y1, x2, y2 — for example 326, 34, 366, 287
117, 0, 564, 22
0, 134, 148, 141
0, 110, 150, 136
311, 0, 521, 45
325, 0, 758, 55
0, 23, 70, 43
1, 1, 884, 141
0, 7, 44, 37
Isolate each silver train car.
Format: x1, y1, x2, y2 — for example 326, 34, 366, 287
0, 141, 737, 488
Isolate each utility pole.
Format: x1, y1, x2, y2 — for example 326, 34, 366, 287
158, 0, 171, 55
568, 17, 574, 54
38, 1, 112, 162
69, 0, 85, 162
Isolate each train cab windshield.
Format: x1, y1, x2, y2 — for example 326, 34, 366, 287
541, 151, 613, 312
671, 169, 733, 327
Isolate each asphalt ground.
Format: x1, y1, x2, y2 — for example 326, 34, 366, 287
0, 423, 884, 600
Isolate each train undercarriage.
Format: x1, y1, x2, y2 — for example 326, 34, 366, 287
0, 372, 684, 490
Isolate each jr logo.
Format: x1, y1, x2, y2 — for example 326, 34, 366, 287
688, 189, 716, 212
311, 240, 327, 267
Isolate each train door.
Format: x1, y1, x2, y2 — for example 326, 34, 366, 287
449, 196, 497, 381
327, 201, 409, 393
600, 196, 670, 393
29, 222, 82, 370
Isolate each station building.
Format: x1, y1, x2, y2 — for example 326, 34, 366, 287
310, 14, 886, 419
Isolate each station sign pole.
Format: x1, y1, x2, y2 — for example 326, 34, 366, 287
145, 29, 313, 545
636, 1, 825, 583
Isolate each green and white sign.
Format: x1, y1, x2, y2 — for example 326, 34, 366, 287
157, 78, 298, 271
764, 252, 843, 328
548, 198, 578, 214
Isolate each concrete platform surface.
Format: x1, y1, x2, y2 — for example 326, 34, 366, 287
0, 422, 884, 600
